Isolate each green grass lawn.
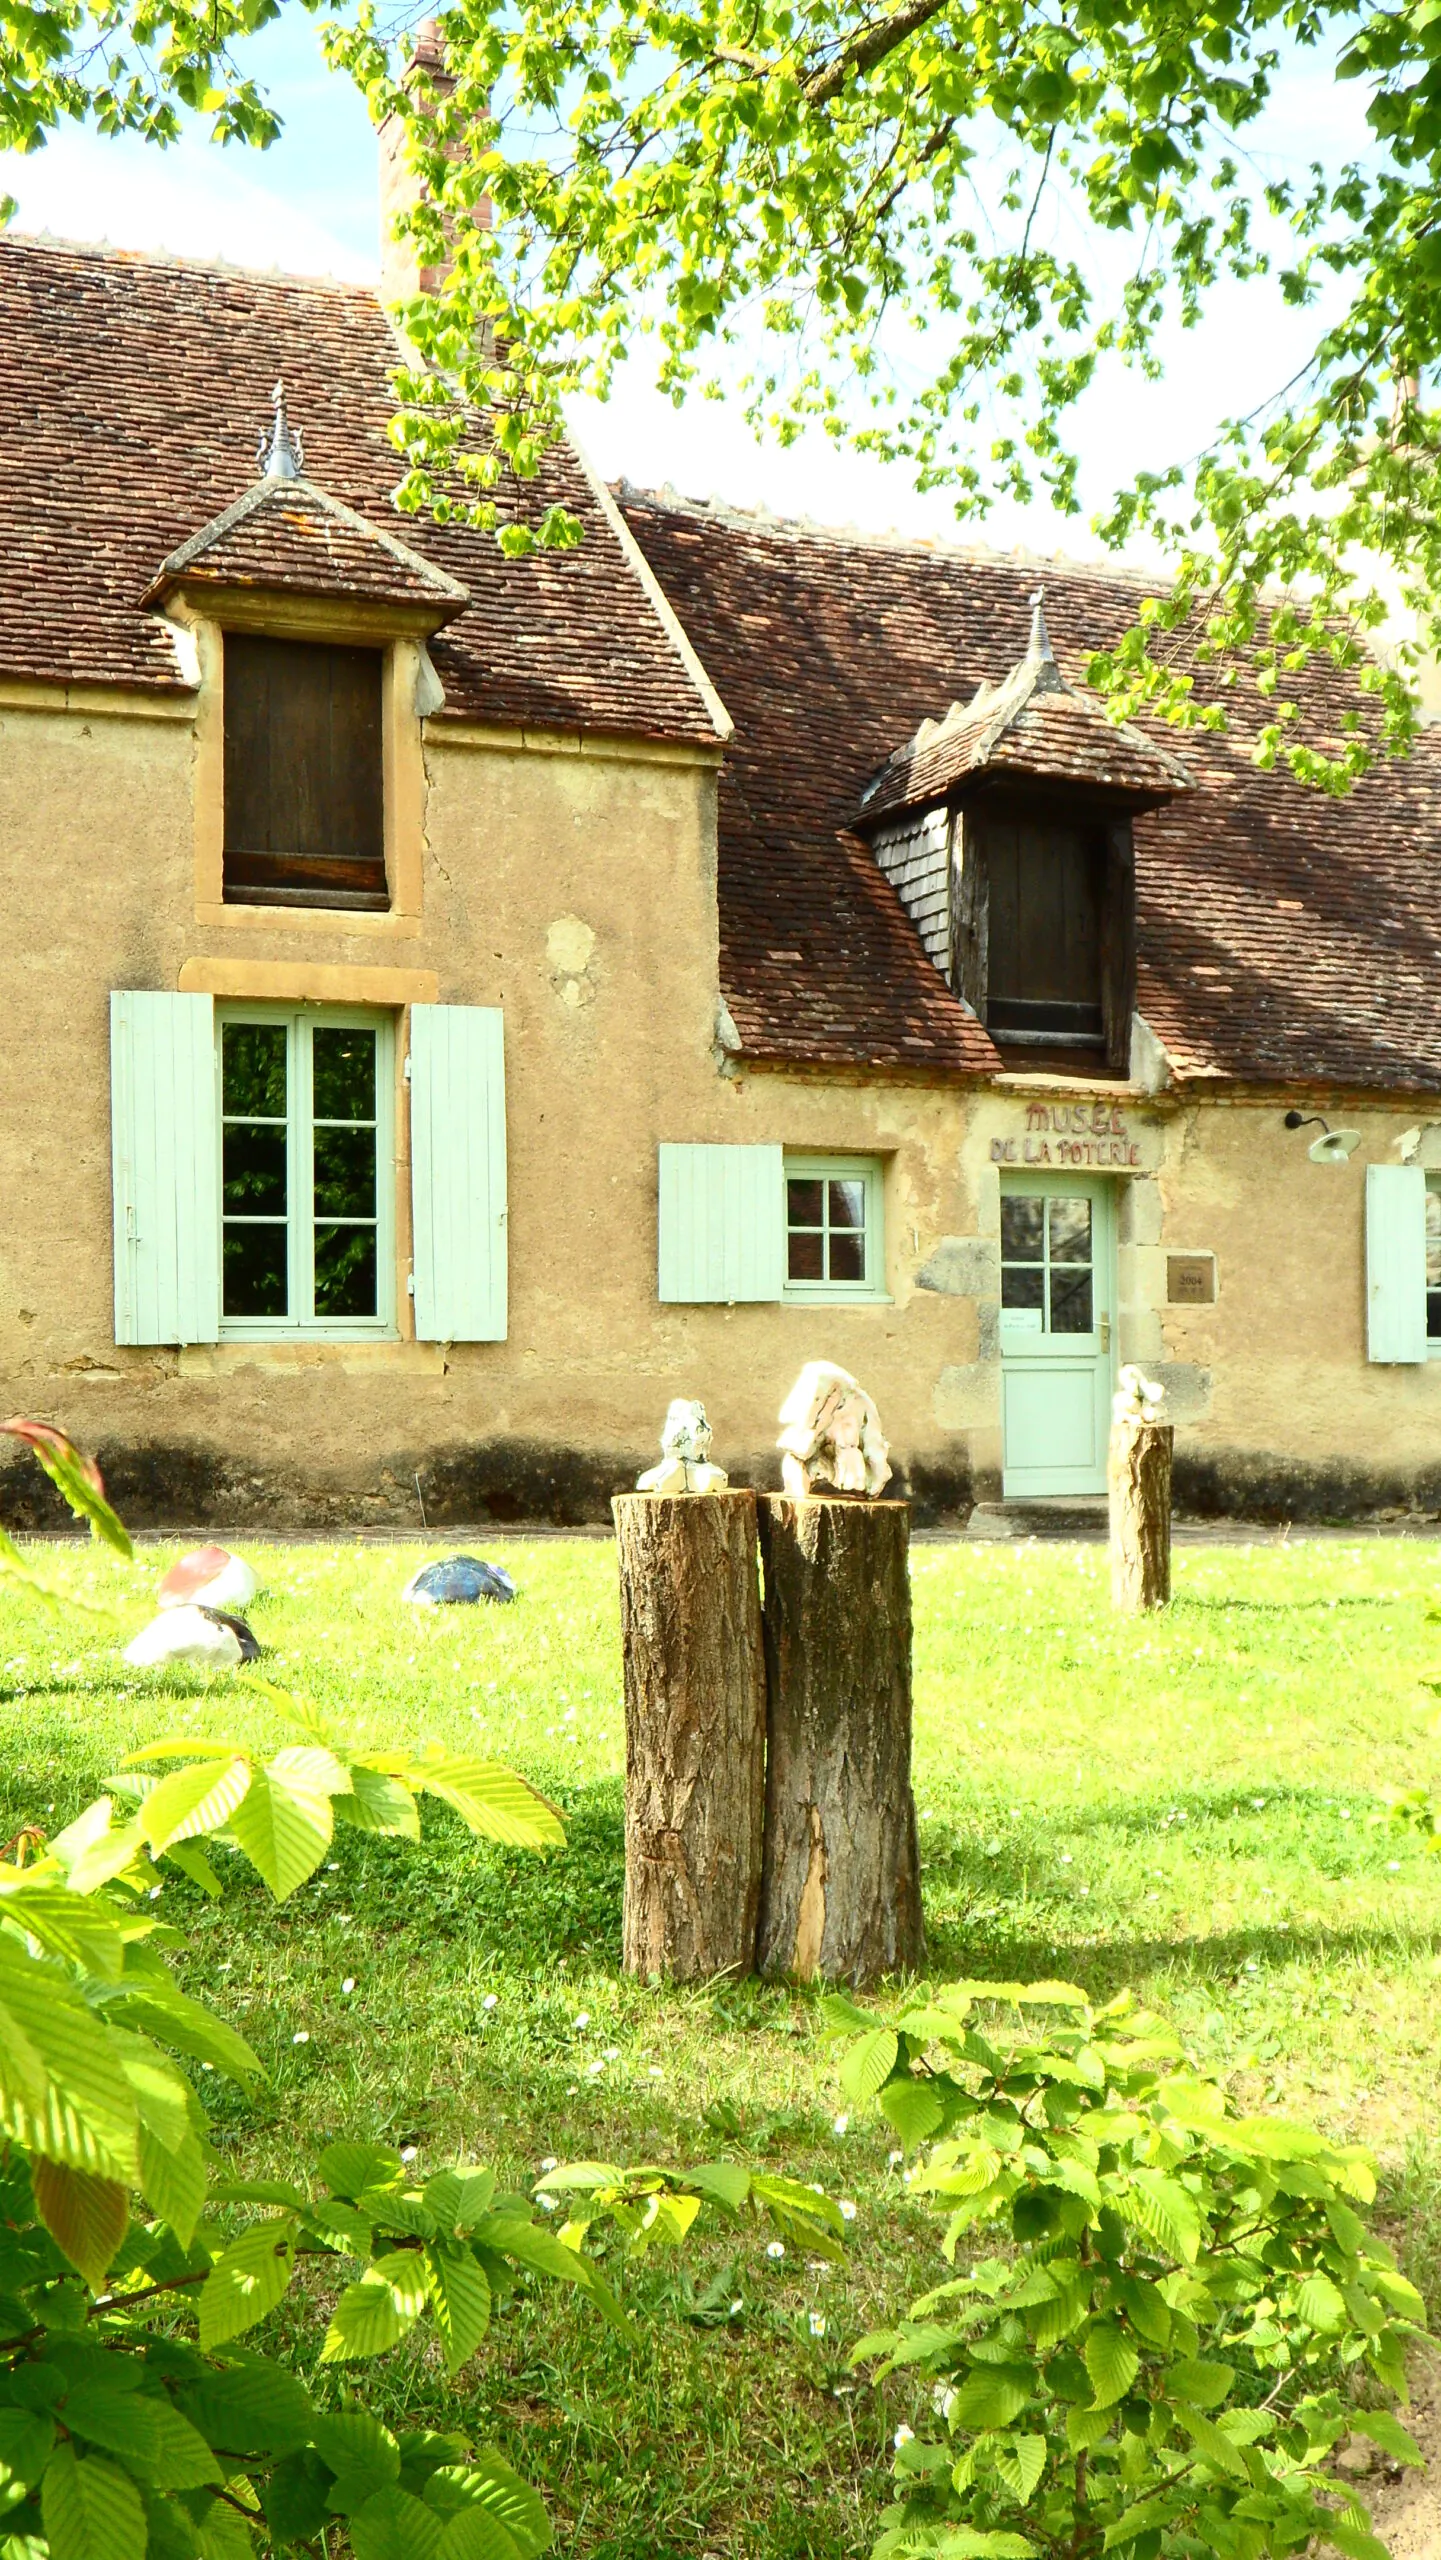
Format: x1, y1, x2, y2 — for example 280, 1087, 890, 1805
2, 1531, 1440, 2558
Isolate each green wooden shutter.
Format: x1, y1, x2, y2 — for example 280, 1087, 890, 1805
1366, 1163, 1427, 1362
410, 1004, 507, 1342
658, 1143, 784, 1302
110, 990, 220, 1345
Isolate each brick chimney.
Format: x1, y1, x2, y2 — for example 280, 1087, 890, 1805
379, 20, 487, 305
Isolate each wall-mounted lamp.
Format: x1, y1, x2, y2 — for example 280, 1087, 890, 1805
1284, 1109, 1361, 1165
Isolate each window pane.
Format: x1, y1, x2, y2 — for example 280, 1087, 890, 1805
313, 1026, 376, 1122
223, 1223, 288, 1317
1048, 1197, 1092, 1263
222, 1022, 286, 1118
1000, 1196, 1044, 1261
1428, 1189, 1441, 1289
222, 1123, 287, 1217
788, 1230, 825, 1281
1430, 1291, 1441, 1343
829, 1179, 866, 1231
313, 1126, 376, 1219
829, 1231, 865, 1283
314, 1226, 378, 1318
1001, 1266, 1044, 1310
787, 1178, 824, 1229
1050, 1267, 1094, 1333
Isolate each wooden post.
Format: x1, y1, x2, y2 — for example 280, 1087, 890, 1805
756, 1496, 924, 1986
1108, 1419, 1174, 1612
612, 1490, 766, 1982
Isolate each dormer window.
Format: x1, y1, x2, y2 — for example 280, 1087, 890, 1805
856, 593, 1191, 1075
222, 634, 387, 911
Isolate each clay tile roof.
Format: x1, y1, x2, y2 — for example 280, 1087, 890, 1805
619, 484, 1441, 1094
859, 599, 1192, 823
0, 235, 722, 746
142, 473, 471, 618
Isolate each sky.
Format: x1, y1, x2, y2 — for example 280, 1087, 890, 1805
0, 16, 1382, 570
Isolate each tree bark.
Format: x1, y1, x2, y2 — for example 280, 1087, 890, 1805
756, 1496, 924, 1986
1108, 1419, 1174, 1612
612, 1490, 766, 1982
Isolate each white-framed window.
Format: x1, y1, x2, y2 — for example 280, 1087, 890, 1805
782, 1154, 887, 1302
217, 1006, 396, 1338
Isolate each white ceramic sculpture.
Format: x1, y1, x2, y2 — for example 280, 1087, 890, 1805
156, 1542, 258, 1613
776, 1361, 892, 1498
1113, 1364, 1165, 1427
637, 1398, 730, 1494
124, 1605, 260, 1669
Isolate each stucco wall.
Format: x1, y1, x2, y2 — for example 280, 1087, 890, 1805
1, 681, 1439, 1527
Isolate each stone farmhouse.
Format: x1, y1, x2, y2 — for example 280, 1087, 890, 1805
2, 194, 1440, 1528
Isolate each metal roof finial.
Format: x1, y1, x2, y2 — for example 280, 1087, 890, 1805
257, 380, 304, 482
1025, 585, 1062, 690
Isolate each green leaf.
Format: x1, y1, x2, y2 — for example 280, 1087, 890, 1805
950, 2368, 1032, 2430
838, 2028, 898, 2105
473, 2215, 632, 2334
267, 1743, 353, 1796
198, 2219, 295, 2349
1104, 2493, 1184, 2547
263, 2449, 335, 2546
180, 2361, 316, 2457
1066, 2405, 1113, 2453
137, 1759, 252, 1855
227, 1764, 334, 1901
1321, 2522, 1393, 2560
932, 2533, 1034, 2557
28, 2159, 129, 2289
1173, 2402, 1251, 2480
320, 2140, 404, 2200
41, 2443, 146, 2560
335, 1765, 422, 1839
1121, 2168, 1201, 2264
817, 1992, 874, 2036
161, 1841, 223, 1897
313, 2411, 401, 2510
322, 2255, 430, 2363
410, 1755, 565, 1849
1167, 2358, 1233, 2410
1083, 2324, 1139, 2410
425, 2245, 492, 2374
104, 1975, 262, 2086
1294, 2272, 1347, 2332
0, 1936, 139, 2181
682, 2163, 750, 2210
0, 2410, 54, 2494
64, 2390, 221, 2491
425, 2453, 550, 2558
879, 2077, 947, 2147
991, 2434, 1047, 2503
1350, 2410, 1424, 2467
439, 2507, 525, 2560
0, 1883, 128, 1978
350, 2486, 444, 2560
0, 1420, 133, 1557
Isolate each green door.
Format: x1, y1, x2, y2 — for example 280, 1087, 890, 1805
999, 1174, 1115, 1497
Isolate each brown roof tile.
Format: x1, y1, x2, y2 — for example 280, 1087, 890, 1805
0, 236, 720, 745
143, 474, 470, 617
620, 486, 1441, 1092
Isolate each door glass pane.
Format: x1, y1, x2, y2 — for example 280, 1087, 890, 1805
1048, 1197, 1092, 1262
221, 1021, 289, 1317
1049, 1266, 1095, 1333
1001, 1196, 1044, 1260
1001, 1266, 1044, 1311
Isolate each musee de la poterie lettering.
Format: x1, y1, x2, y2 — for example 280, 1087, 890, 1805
990, 1104, 1142, 1167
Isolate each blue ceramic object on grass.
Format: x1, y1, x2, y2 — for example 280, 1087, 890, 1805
402, 1555, 518, 1607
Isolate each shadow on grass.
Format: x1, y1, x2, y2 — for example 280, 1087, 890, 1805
1171, 1594, 1395, 1616
922, 1911, 1441, 1998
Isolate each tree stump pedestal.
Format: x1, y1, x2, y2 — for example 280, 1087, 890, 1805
756, 1495, 924, 1985
612, 1490, 767, 1981
1108, 1419, 1174, 1612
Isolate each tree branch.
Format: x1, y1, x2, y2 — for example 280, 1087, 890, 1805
805, 0, 951, 105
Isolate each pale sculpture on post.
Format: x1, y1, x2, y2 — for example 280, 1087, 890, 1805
776, 1360, 892, 1499
1109, 1365, 1173, 1614
636, 1398, 729, 1495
